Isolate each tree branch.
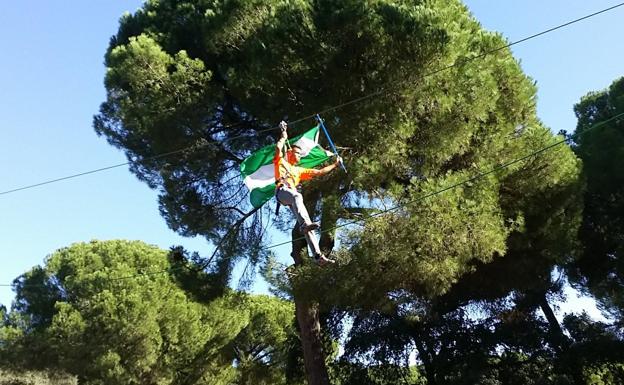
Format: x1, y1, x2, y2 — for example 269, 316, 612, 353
219, 206, 246, 216
197, 205, 262, 271
338, 207, 381, 219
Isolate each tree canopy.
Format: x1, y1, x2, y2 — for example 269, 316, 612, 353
1, 240, 299, 385
568, 76, 624, 322
94, 0, 582, 304
1, 1, 623, 384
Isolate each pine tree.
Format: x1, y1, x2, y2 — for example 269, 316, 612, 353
94, 1, 582, 382
5, 241, 245, 384
568, 76, 624, 321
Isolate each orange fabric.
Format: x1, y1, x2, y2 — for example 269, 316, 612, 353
274, 147, 322, 187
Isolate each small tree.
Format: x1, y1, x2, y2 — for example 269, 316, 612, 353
5, 240, 245, 385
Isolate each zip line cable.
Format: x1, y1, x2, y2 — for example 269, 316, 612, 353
302, 1, 624, 119
1, 2, 622, 197
1, 3, 623, 287
0, 149, 179, 196
2, 110, 623, 289
265, 112, 624, 250
0, 127, 248, 196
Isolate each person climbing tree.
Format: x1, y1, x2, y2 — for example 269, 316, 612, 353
275, 121, 340, 266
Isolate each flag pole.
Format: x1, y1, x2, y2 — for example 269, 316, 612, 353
315, 114, 347, 173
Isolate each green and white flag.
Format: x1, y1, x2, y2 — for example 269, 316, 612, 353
240, 125, 332, 208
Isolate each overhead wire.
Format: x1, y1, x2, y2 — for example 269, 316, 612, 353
283, 2, 624, 125
265, 111, 624, 250
2, 2, 622, 196
0, 122, 260, 196
1, 3, 623, 288
2, 110, 623, 289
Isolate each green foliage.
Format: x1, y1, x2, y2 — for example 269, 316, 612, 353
568, 76, 624, 320
0, 370, 76, 385
332, 362, 424, 385
432, 132, 583, 318
232, 294, 301, 385
334, 305, 580, 385
581, 363, 624, 385
93, 0, 580, 298
1, 240, 301, 385
93, 1, 589, 383
167, 245, 229, 303
3, 241, 245, 384
559, 313, 624, 385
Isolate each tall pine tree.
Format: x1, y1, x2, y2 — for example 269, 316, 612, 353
94, 1, 581, 383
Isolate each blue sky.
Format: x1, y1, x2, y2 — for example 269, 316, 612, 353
1, 1, 622, 319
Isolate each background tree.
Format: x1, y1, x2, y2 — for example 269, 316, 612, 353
1, 240, 301, 385
0, 370, 76, 385
231, 294, 303, 385
559, 313, 624, 384
2, 241, 245, 384
567, 76, 624, 323
94, 1, 582, 383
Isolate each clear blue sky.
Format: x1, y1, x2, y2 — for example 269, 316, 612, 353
1, 1, 622, 319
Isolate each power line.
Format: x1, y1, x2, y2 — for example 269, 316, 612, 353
2, 2, 622, 197
1, 3, 623, 287
297, 2, 624, 120
265, 110, 624, 250
0, 126, 265, 196
2, 111, 623, 289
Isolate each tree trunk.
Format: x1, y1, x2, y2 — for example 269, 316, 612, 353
290, 190, 331, 385
414, 339, 436, 385
294, 297, 331, 385
291, 231, 331, 385
539, 294, 562, 335
408, 318, 438, 385
538, 292, 569, 352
